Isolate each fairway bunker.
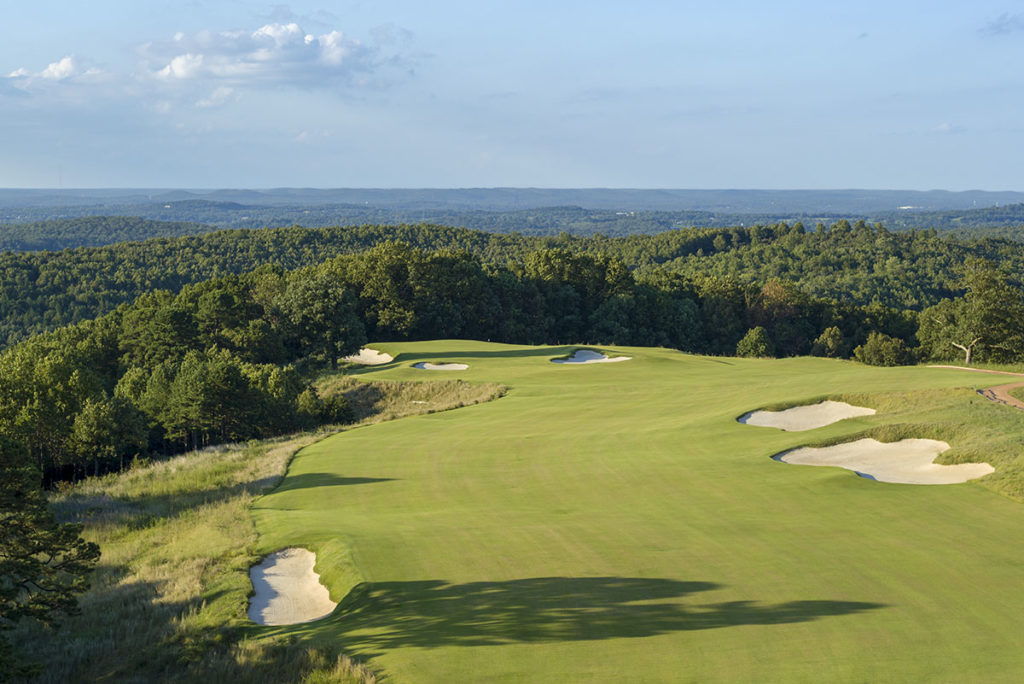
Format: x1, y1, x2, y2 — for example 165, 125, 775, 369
343, 348, 393, 365
774, 438, 994, 484
739, 400, 875, 431
413, 362, 469, 371
551, 349, 631, 364
248, 548, 337, 626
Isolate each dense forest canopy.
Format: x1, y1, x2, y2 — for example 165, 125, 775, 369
1, 220, 1024, 347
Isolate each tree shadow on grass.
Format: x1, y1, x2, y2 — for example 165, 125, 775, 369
272, 473, 397, 494
347, 347, 585, 374
277, 576, 886, 658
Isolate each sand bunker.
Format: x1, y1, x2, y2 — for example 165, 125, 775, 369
248, 548, 337, 626
551, 350, 631, 364
739, 400, 875, 431
413, 362, 469, 371
775, 438, 994, 485
342, 348, 393, 365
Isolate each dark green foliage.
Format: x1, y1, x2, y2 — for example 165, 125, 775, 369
811, 326, 847, 358
0, 437, 100, 678
0, 216, 210, 252
853, 332, 914, 366
736, 327, 775, 358
4, 219, 1024, 349
916, 259, 1024, 364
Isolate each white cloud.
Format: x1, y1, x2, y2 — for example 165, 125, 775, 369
40, 56, 77, 80
932, 122, 967, 135
3, 55, 109, 95
158, 53, 204, 79
196, 86, 237, 108
140, 22, 402, 88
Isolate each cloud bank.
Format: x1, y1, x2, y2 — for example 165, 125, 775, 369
140, 22, 406, 88
2, 21, 414, 108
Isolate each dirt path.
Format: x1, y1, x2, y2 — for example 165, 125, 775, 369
928, 365, 1024, 411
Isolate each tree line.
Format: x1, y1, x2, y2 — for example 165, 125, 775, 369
3, 220, 1024, 348
10, 238, 1013, 487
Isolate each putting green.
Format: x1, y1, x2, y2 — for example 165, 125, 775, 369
251, 341, 1024, 683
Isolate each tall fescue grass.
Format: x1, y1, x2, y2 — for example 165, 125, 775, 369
318, 375, 505, 423
11, 376, 503, 682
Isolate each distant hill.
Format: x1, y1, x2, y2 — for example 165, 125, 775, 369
2, 187, 1024, 213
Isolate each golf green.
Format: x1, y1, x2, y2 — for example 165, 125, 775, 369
251, 341, 1024, 683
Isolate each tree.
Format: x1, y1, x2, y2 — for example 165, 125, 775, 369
0, 437, 100, 678
917, 260, 1024, 364
811, 326, 847, 358
961, 259, 1024, 362
853, 332, 913, 366
279, 269, 366, 369
736, 327, 774, 358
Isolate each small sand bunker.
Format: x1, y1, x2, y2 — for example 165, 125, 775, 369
248, 548, 337, 626
413, 362, 469, 371
775, 438, 994, 485
551, 350, 631, 364
739, 400, 875, 431
343, 348, 393, 365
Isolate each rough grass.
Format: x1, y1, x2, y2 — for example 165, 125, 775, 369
317, 374, 505, 424
12, 373, 502, 683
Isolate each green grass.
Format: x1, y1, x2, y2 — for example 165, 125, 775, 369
249, 341, 1024, 683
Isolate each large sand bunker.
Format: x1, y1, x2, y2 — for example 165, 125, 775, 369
551, 349, 631, 364
775, 438, 994, 485
343, 348, 393, 365
739, 400, 875, 431
413, 362, 469, 371
248, 548, 337, 626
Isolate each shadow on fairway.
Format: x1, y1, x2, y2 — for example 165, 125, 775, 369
271, 473, 396, 494
284, 576, 885, 655
394, 347, 593, 363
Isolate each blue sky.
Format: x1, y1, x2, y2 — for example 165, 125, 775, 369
2, 1, 1022, 189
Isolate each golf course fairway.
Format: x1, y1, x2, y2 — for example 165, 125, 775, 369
250, 341, 1024, 683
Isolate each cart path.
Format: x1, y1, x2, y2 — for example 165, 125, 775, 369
928, 365, 1024, 411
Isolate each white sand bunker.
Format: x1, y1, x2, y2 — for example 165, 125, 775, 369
551, 350, 631, 364
413, 362, 469, 371
739, 400, 875, 431
775, 438, 994, 485
248, 548, 337, 626
342, 348, 393, 365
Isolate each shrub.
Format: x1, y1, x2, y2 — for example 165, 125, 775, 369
811, 326, 848, 358
853, 331, 914, 366
736, 326, 775, 358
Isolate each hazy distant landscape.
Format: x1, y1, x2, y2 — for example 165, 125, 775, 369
5, 188, 1024, 253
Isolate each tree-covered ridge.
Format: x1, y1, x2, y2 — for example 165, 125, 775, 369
2, 220, 1023, 347
661, 220, 1024, 310
0, 216, 211, 252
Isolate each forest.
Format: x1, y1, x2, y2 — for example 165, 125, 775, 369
3, 220, 1024, 347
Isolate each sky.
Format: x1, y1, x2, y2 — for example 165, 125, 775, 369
2, 1, 1023, 190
